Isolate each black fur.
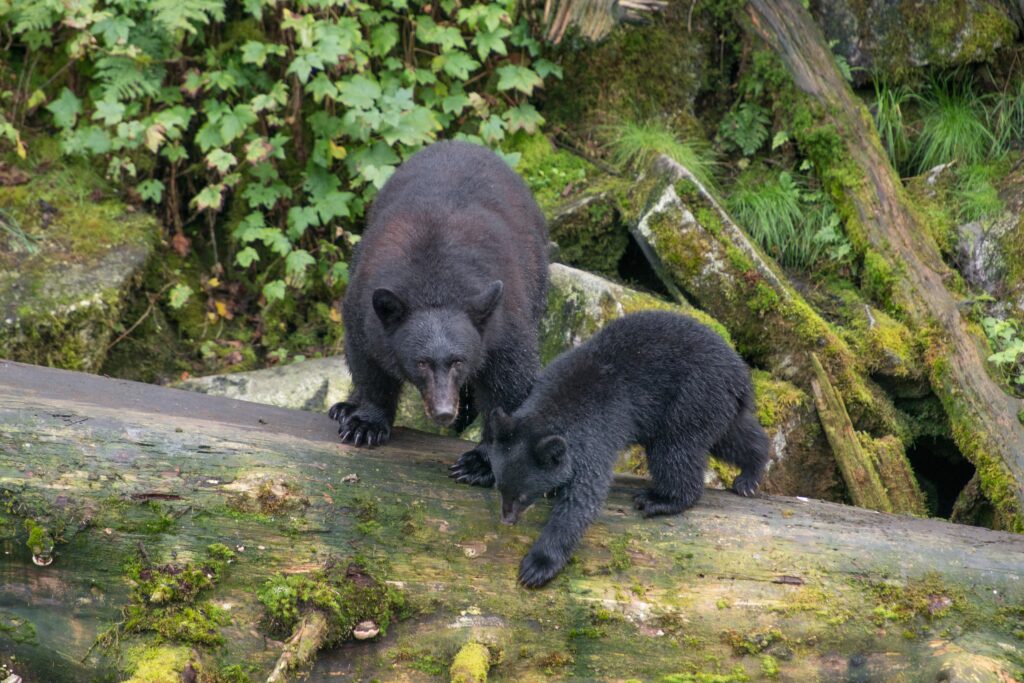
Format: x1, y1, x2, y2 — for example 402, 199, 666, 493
486, 311, 770, 588
332, 141, 548, 486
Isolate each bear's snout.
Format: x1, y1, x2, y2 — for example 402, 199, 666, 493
423, 366, 460, 426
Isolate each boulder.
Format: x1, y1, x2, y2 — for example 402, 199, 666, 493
811, 0, 1018, 84
0, 158, 160, 372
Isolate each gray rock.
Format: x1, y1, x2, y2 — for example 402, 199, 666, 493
811, 0, 1017, 84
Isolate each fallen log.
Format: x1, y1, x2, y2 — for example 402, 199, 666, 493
746, 0, 1024, 531
1, 361, 1023, 681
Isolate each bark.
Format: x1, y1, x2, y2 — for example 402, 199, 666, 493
2, 362, 1024, 682
746, 0, 1024, 530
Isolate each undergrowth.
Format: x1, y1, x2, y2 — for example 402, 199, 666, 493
606, 119, 717, 192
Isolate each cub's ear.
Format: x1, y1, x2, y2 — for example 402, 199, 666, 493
372, 288, 407, 331
490, 407, 516, 439
468, 280, 504, 327
534, 435, 567, 470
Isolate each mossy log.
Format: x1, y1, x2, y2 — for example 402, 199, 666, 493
2, 362, 1024, 682
626, 157, 925, 516
746, 0, 1024, 531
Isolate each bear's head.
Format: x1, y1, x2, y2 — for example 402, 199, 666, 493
372, 281, 504, 426
487, 407, 571, 525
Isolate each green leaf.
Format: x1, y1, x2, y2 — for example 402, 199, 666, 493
771, 130, 790, 150
370, 23, 399, 57
193, 184, 225, 212
138, 179, 165, 203
263, 279, 286, 303
287, 205, 320, 239
473, 26, 509, 60
435, 50, 479, 81
220, 104, 257, 145
195, 122, 223, 152
479, 114, 506, 143
168, 284, 194, 310
47, 88, 82, 129
442, 92, 470, 115
315, 190, 354, 222
330, 261, 350, 284
205, 148, 238, 174
496, 65, 543, 95
502, 103, 544, 134
285, 249, 316, 276
417, 16, 466, 51
532, 58, 563, 80
235, 246, 260, 267
338, 75, 381, 110
308, 72, 339, 103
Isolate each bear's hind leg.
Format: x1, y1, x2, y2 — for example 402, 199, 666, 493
634, 438, 710, 518
712, 407, 770, 497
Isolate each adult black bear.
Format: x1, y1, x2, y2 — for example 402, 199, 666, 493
486, 311, 770, 587
331, 140, 548, 486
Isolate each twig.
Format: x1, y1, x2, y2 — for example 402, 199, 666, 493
104, 283, 173, 353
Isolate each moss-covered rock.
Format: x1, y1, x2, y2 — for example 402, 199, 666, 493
0, 154, 160, 372
542, 3, 711, 138
812, 0, 1018, 84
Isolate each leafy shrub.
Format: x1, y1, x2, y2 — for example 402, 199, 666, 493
718, 103, 770, 157
606, 119, 717, 193
0, 0, 559, 311
727, 170, 849, 270
982, 316, 1024, 390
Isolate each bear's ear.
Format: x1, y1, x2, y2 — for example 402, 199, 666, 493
490, 407, 516, 439
468, 280, 504, 328
372, 288, 407, 331
534, 435, 567, 470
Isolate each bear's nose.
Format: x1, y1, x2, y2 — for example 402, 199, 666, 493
432, 409, 455, 425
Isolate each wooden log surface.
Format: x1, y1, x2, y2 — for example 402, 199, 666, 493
1, 360, 1023, 682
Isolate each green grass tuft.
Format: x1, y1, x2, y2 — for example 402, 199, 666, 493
606, 120, 717, 193
726, 171, 849, 271
871, 79, 911, 172
990, 74, 1024, 152
951, 163, 1004, 222
911, 75, 997, 174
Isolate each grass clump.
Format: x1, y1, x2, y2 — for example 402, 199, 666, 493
607, 119, 717, 193
991, 73, 1024, 152
726, 170, 849, 270
912, 75, 997, 174
871, 79, 912, 171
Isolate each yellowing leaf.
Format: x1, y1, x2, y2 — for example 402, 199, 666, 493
329, 141, 347, 160
214, 300, 229, 317
329, 307, 342, 323
208, 277, 221, 288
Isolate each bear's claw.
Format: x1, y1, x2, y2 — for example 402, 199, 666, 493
633, 490, 690, 518
448, 447, 495, 487
331, 402, 390, 448
732, 472, 762, 497
518, 549, 561, 588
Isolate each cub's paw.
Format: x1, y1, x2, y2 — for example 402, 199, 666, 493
633, 490, 690, 518
331, 403, 391, 448
732, 470, 763, 497
448, 447, 494, 487
518, 548, 564, 588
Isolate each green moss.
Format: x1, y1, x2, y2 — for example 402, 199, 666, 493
450, 642, 491, 683
861, 572, 962, 627
549, 194, 630, 276
607, 533, 633, 572
760, 655, 780, 678
747, 281, 780, 316
258, 560, 404, 646
862, 250, 896, 309
723, 628, 784, 655
752, 370, 807, 430
0, 611, 37, 644
859, 433, 928, 516
124, 645, 193, 683
504, 132, 592, 215
24, 519, 54, 563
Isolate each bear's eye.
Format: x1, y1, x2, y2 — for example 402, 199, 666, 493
451, 359, 464, 370
417, 360, 429, 371
519, 493, 528, 502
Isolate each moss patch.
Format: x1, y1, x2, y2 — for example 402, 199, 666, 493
124, 645, 193, 683
450, 641, 491, 683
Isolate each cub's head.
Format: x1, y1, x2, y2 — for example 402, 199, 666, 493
372, 281, 503, 427
487, 408, 571, 525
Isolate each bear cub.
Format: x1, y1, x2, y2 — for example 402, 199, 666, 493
487, 310, 770, 587
330, 141, 548, 487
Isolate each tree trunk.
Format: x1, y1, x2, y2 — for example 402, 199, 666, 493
1, 361, 1023, 682
745, 0, 1024, 531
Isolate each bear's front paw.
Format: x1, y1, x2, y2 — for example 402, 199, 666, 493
448, 447, 494, 487
330, 402, 391, 448
518, 548, 564, 588
633, 490, 691, 518
732, 470, 763, 497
